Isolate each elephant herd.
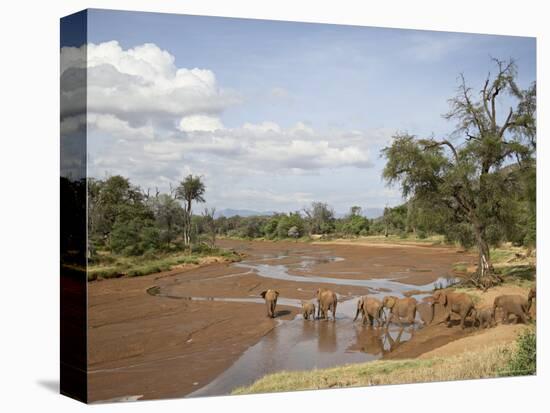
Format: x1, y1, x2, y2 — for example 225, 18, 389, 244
260, 286, 536, 330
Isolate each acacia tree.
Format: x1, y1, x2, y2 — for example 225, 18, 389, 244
202, 207, 217, 247
303, 202, 335, 235
382, 59, 536, 288
175, 175, 206, 246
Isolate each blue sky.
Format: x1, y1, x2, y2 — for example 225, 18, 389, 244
65, 9, 536, 216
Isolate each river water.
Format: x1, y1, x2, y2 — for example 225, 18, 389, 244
174, 250, 457, 397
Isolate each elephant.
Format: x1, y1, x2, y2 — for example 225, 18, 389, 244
382, 296, 417, 327
527, 287, 536, 313
493, 294, 530, 324
260, 289, 279, 318
472, 306, 495, 329
301, 301, 316, 320
354, 296, 385, 327
416, 298, 436, 326
432, 290, 475, 329
315, 288, 337, 321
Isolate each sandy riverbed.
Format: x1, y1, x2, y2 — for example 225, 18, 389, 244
88, 239, 477, 402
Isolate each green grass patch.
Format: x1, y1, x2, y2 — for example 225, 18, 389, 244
498, 265, 536, 281
232, 342, 514, 395
88, 245, 241, 281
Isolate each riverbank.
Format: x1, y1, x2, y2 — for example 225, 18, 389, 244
88, 238, 473, 401
231, 279, 536, 395
232, 343, 513, 394
86, 238, 534, 401
87, 247, 242, 281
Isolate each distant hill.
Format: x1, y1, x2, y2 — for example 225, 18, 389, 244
215, 208, 276, 218
362, 207, 384, 219
215, 207, 384, 219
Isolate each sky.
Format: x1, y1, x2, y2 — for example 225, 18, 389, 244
60, 9, 536, 216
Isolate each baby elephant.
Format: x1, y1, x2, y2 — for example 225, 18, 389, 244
260, 289, 279, 318
301, 301, 316, 320
473, 307, 495, 329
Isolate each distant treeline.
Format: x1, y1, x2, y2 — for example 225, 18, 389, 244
84, 170, 534, 261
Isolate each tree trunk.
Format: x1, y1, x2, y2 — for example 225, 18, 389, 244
472, 224, 500, 289
477, 236, 492, 278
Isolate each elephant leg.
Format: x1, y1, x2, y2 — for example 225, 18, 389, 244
395, 313, 404, 328
333, 301, 337, 321
391, 313, 401, 327
444, 312, 452, 327
460, 311, 467, 329
408, 309, 416, 325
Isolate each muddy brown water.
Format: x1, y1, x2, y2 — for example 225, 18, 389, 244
184, 252, 452, 397
88, 239, 472, 402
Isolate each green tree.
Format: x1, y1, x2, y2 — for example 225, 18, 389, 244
288, 226, 300, 241
338, 206, 369, 236
88, 175, 153, 252
147, 193, 185, 245
382, 59, 536, 288
202, 207, 217, 247
303, 202, 335, 235
277, 213, 305, 238
175, 175, 206, 246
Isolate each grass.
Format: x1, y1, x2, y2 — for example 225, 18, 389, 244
446, 244, 536, 290
499, 328, 536, 377
232, 343, 515, 395
313, 233, 447, 246
87, 247, 241, 281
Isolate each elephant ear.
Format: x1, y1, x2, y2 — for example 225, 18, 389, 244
260, 290, 267, 298
274, 291, 280, 297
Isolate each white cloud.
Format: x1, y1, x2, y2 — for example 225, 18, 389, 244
242, 121, 281, 134
62, 41, 398, 210
220, 189, 314, 206
178, 115, 224, 132
88, 113, 155, 140
60, 41, 240, 127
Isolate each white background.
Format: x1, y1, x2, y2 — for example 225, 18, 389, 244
0, 1, 547, 412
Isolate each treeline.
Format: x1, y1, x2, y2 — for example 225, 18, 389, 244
88, 174, 210, 258
87, 166, 534, 260
87, 175, 376, 257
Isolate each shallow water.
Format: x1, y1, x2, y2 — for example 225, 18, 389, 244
181, 252, 456, 397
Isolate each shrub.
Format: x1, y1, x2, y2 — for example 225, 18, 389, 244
500, 329, 536, 376
140, 226, 161, 252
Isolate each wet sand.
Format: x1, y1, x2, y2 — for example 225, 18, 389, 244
87, 239, 474, 402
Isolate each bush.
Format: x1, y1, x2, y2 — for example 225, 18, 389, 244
417, 230, 428, 239
191, 243, 218, 255
500, 329, 536, 376
140, 226, 161, 252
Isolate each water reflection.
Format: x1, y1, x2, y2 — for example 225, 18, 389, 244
181, 251, 453, 397
317, 322, 338, 353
